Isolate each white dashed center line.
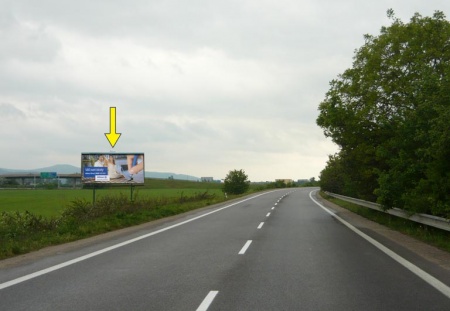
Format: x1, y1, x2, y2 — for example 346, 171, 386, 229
196, 291, 219, 311
257, 222, 264, 229
238, 240, 252, 255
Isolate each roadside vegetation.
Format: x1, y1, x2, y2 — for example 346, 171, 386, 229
0, 179, 228, 260
316, 10, 450, 218
0, 191, 219, 259
0, 179, 225, 217
222, 169, 251, 195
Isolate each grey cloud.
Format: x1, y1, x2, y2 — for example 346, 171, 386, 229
10, 0, 353, 60
9, 0, 443, 65
0, 8, 61, 63
0, 103, 26, 119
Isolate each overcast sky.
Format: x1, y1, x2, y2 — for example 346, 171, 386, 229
1, 0, 449, 181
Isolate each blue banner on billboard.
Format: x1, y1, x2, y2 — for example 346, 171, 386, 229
83, 167, 108, 178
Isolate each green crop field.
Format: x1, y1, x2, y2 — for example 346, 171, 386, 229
0, 179, 224, 217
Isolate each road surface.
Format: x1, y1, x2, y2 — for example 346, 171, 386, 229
1, 188, 450, 310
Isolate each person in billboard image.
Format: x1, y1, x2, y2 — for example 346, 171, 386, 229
94, 155, 107, 167
122, 154, 144, 182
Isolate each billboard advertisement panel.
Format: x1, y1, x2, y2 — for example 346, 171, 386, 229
81, 153, 144, 184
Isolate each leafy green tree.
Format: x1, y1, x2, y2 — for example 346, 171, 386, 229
317, 10, 450, 216
319, 154, 345, 193
222, 169, 250, 195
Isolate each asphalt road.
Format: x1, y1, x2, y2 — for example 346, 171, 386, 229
1, 188, 450, 310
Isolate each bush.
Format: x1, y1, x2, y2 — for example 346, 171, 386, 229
222, 169, 250, 195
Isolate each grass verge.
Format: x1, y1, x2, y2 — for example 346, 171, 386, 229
0, 187, 225, 217
0, 190, 227, 260
319, 191, 450, 253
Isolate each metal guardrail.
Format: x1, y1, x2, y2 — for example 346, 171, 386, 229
324, 191, 450, 232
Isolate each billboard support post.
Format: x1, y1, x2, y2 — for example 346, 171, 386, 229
81, 153, 145, 205
93, 185, 96, 205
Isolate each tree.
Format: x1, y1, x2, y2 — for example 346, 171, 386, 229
317, 10, 450, 216
222, 169, 250, 195
319, 155, 345, 193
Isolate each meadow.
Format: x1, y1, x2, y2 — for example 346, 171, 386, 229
0, 179, 231, 259
0, 179, 224, 217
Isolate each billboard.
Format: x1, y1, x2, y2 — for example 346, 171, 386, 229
81, 153, 145, 184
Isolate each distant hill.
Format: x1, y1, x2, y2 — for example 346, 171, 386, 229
146, 172, 200, 181
0, 164, 80, 175
0, 165, 200, 181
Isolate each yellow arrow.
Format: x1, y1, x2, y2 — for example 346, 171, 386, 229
105, 107, 121, 148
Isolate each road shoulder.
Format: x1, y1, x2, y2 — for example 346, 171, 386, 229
314, 191, 450, 282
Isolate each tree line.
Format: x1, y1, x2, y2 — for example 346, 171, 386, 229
316, 10, 450, 218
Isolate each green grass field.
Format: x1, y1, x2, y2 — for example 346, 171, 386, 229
0, 178, 231, 259
0, 179, 224, 217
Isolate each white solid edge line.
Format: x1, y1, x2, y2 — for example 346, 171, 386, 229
0, 191, 276, 291
309, 190, 450, 299
257, 222, 264, 229
196, 290, 219, 311
239, 240, 252, 255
